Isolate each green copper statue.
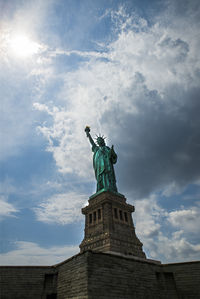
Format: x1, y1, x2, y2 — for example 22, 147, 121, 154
85, 126, 118, 193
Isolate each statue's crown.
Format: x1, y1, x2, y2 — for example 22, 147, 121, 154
95, 134, 106, 141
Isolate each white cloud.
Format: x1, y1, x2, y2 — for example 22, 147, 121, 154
0, 196, 18, 220
33, 3, 200, 197
168, 206, 200, 234
0, 1, 54, 161
34, 192, 87, 225
133, 194, 200, 262
152, 233, 200, 263
0, 241, 79, 266
134, 195, 166, 238
34, 102, 95, 177
162, 181, 186, 197
49, 48, 110, 60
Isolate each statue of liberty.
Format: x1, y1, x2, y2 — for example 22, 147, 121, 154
85, 126, 118, 193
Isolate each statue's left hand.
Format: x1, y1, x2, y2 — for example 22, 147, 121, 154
110, 145, 117, 163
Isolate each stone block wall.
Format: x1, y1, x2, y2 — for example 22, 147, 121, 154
86, 252, 200, 298
162, 261, 200, 298
1, 251, 200, 298
56, 253, 88, 299
87, 251, 162, 299
0, 266, 57, 299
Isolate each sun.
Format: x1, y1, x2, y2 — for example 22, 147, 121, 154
9, 33, 40, 58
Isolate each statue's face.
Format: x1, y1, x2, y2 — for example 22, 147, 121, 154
97, 137, 105, 146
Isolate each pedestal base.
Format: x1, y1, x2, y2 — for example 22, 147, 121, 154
79, 191, 146, 258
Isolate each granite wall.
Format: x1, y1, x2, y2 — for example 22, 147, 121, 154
0, 266, 57, 299
162, 261, 200, 298
56, 253, 88, 299
0, 251, 200, 299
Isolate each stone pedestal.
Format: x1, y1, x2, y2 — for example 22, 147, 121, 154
79, 191, 146, 258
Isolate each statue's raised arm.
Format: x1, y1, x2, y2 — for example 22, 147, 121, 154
85, 126, 95, 147
85, 126, 118, 194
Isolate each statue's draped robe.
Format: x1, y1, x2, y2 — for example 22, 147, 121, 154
92, 144, 118, 192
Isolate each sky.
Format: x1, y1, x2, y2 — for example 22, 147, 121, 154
0, 0, 200, 265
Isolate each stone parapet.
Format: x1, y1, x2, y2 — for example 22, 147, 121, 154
1, 250, 200, 298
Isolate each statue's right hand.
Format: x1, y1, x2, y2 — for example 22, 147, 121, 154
85, 126, 90, 132
85, 126, 90, 137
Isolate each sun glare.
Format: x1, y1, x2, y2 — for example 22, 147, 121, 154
9, 34, 40, 58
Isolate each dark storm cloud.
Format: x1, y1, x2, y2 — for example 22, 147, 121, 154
102, 79, 200, 198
